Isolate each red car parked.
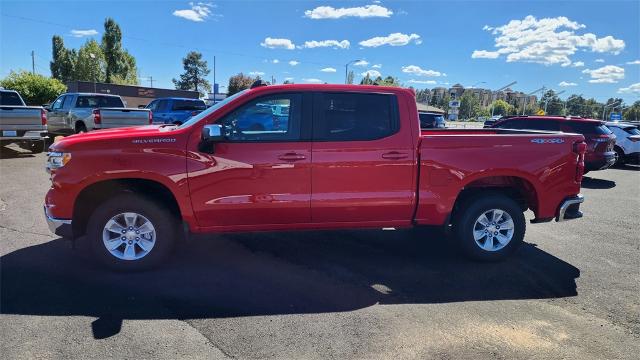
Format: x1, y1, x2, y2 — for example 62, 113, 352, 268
491, 116, 616, 172
45, 84, 587, 271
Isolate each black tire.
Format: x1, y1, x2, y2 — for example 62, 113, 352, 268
614, 147, 625, 166
75, 122, 87, 134
453, 193, 525, 262
86, 193, 177, 271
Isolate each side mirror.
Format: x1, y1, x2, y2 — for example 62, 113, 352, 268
199, 124, 224, 153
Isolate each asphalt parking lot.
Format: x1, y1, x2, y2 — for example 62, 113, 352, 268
1, 146, 638, 359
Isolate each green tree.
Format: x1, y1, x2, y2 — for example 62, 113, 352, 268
375, 76, 401, 87
623, 101, 640, 121
539, 90, 564, 116
227, 73, 257, 96
75, 39, 106, 83
490, 99, 514, 116
0, 71, 66, 105
360, 73, 374, 85
346, 70, 354, 85
459, 91, 480, 119
50, 35, 76, 83
101, 18, 138, 84
172, 51, 211, 96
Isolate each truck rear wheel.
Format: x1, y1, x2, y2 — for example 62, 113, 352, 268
86, 193, 177, 271
453, 194, 525, 261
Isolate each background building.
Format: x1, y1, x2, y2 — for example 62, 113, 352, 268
65, 81, 199, 108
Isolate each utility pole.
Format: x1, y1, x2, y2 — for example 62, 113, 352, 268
149, 76, 153, 88
31, 51, 35, 74
213, 55, 216, 103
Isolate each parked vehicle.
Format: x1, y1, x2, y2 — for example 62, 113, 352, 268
45, 84, 586, 271
418, 111, 446, 128
606, 122, 640, 165
145, 97, 206, 125
483, 115, 503, 128
0, 89, 47, 153
491, 116, 616, 172
46, 93, 152, 134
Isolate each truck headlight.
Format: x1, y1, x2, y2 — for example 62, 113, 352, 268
46, 152, 72, 172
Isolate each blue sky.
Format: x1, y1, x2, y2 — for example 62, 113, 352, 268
1, 0, 639, 103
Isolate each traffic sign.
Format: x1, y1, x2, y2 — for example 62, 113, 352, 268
610, 113, 622, 121
536, 109, 545, 115
449, 100, 460, 108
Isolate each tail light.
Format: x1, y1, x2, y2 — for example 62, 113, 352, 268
149, 111, 153, 124
93, 109, 101, 125
573, 141, 587, 182
40, 108, 47, 126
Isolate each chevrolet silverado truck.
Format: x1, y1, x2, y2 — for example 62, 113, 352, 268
46, 93, 152, 134
45, 83, 586, 271
0, 89, 48, 153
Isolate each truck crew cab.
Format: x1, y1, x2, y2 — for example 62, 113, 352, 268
45, 83, 586, 271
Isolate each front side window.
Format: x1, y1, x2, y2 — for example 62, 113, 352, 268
146, 100, 158, 111
51, 95, 65, 110
217, 93, 301, 141
314, 92, 398, 141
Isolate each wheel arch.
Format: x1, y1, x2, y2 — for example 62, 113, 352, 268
72, 178, 183, 237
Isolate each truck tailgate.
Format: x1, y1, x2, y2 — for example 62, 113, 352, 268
98, 108, 151, 129
0, 106, 46, 132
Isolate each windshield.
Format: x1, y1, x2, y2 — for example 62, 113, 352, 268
178, 90, 248, 129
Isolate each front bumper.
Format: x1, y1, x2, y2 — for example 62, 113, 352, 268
556, 194, 584, 222
44, 206, 73, 238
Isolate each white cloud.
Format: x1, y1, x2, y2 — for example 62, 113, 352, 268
626, 60, 640, 65
260, 37, 295, 50
304, 4, 392, 19
320, 67, 337, 73
353, 60, 369, 67
359, 33, 421, 47
408, 79, 437, 85
249, 71, 265, 76
372, 64, 382, 68
303, 78, 323, 83
70, 29, 98, 37
471, 50, 499, 59
288, 60, 300, 66
617, 83, 640, 94
271, 59, 279, 64
173, 2, 216, 22
302, 40, 350, 49
558, 81, 578, 87
401, 65, 443, 77
572, 61, 585, 67
582, 65, 625, 83
482, 25, 494, 31
361, 69, 381, 77
472, 15, 625, 66
595, 58, 605, 63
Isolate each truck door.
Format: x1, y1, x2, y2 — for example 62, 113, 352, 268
310, 92, 416, 224
187, 92, 312, 228
46, 95, 67, 133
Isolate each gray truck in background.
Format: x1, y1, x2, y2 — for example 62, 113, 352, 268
46, 93, 152, 134
0, 89, 47, 153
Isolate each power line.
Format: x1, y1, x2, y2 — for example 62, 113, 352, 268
1, 12, 345, 68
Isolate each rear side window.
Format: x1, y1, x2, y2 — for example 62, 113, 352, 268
419, 113, 445, 128
76, 96, 124, 108
495, 119, 527, 129
172, 99, 206, 111
314, 92, 398, 141
564, 121, 612, 135
522, 120, 560, 131
0, 91, 24, 106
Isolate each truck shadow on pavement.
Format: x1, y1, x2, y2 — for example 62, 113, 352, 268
581, 176, 616, 189
1, 228, 580, 339
0, 147, 36, 159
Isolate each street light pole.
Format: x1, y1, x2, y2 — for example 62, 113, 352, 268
522, 87, 545, 115
344, 59, 361, 84
89, 53, 97, 93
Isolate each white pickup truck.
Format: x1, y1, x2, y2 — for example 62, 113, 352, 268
46, 93, 152, 134
0, 89, 47, 153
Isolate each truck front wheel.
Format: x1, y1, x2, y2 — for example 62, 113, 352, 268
453, 194, 525, 261
86, 193, 177, 271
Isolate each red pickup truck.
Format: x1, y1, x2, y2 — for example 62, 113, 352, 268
45, 84, 586, 271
